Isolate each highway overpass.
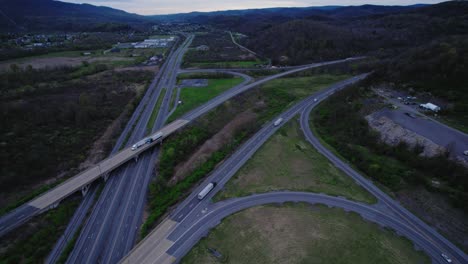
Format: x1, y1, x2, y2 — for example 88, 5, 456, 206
0, 57, 365, 238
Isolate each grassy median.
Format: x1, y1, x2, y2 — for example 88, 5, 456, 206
182, 203, 430, 264
215, 119, 376, 204
167, 77, 244, 122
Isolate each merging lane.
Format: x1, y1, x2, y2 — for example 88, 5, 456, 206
300, 89, 468, 264
120, 74, 369, 264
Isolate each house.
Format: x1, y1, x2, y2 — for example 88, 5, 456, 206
419, 102, 441, 112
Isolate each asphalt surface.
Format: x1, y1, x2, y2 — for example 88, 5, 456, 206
300, 96, 468, 263
122, 72, 467, 264
0, 56, 365, 263
120, 74, 369, 264
0, 37, 182, 240
372, 108, 468, 161
166, 191, 447, 262
0, 56, 364, 241
65, 35, 194, 264
45, 46, 178, 262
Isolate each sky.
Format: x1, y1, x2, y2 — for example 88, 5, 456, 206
61, 0, 444, 15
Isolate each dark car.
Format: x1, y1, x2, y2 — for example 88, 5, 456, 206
404, 112, 417, 118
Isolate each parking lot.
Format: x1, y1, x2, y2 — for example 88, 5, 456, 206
372, 108, 468, 162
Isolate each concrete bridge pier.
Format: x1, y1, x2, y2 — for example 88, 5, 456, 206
81, 184, 90, 196
50, 201, 60, 209
103, 173, 110, 182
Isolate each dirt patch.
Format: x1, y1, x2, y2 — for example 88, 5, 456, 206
168, 110, 257, 185
397, 186, 468, 252
0, 56, 133, 71
366, 115, 445, 157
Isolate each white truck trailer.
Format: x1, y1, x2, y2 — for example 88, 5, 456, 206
131, 140, 146, 151
151, 132, 164, 141
198, 183, 215, 200
273, 118, 283, 126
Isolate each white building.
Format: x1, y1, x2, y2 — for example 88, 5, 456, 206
419, 102, 441, 112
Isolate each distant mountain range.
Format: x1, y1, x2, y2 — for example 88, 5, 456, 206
0, 0, 430, 32
0, 0, 147, 31
150, 4, 427, 22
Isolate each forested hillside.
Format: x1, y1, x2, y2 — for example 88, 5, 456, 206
0, 0, 148, 31
184, 2, 468, 65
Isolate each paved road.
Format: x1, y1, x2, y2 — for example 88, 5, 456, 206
120, 74, 369, 264
0, 37, 184, 240
0, 57, 364, 240
372, 108, 468, 161
45, 38, 185, 263
300, 95, 468, 263
166, 191, 447, 263
122, 73, 467, 264
65, 35, 194, 264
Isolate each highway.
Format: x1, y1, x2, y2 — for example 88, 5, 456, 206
45, 39, 186, 262
0, 35, 185, 240
165, 192, 447, 262
122, 73, 467, 264
300, 91, 468, 264
65, 34, 194, 264
120, 74, 369, 264
0, 56, 364, 240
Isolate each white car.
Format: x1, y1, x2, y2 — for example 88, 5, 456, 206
441, 253, 452, 263
463, 150, 468, 156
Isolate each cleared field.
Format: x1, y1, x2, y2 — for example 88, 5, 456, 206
216, 119, 376, 204
0, 48, 167, 71
168, 77, 244, 122
183, 31, 264, 69
182, 203, 429, 264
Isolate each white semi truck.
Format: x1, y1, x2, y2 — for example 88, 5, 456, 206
198, 183, 215, 200
131, 140, 146, 151
131, 132, 164, 151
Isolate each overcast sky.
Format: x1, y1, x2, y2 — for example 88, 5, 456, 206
61, 0, 444, 15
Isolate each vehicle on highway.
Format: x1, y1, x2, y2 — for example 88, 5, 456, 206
131, 140, 146, 151
151, 132, 164, 142
198, 182, 215, 200
463, 150, 468, 156
274, 118, 283, 126
314, 98, 318, 102
145, 138, 153, 144
441, 253, 452, 263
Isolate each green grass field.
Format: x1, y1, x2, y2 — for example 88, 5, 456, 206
167, 78, 244, 122
182, 203, 430, 264
147, 88, 166, 134
215, 119, 376, 204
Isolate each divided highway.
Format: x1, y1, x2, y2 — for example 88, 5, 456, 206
66, 34, 194, 263
0, 56, 364, 239
122, 73, 467, 264
120, 74, 369, 264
